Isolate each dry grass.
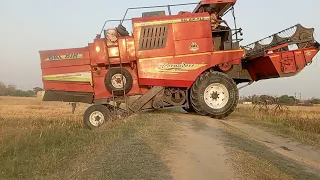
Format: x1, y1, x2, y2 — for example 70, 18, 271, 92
222, 129, 320, 180
0, 96, 177, 180
232, 104, 320, 145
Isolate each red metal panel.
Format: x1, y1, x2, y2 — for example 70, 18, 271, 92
173, 21, 211, 41
43, 82, 93, 92
294, 51, 306, 71
41, 65, 92, 76
90, 39, 108, 65
247, 47, 319, 81
137, 55, 207, 87
39, 47, 89, 62
134, 24, 175, 59
248, 56, 279, 81
40, 47, 94, 93
92, 66, 142, 99
108, 47, 120, 58
139, 78, 195, 88
210, 50, 244, 65
280, 51, 296, 74
175, 38, 213, 55
118, 38, 129, 62
118, 37, 137, 63
89, 43, 98, 65
303, 49, 319, 63
41, 51, 90, 69
137, 50, 244, 88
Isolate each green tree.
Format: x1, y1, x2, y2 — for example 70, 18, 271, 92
278, 95, 297, 105
33, 87, 43, 94
6, 84, 17, 96
310, 98, 320, 104
0, 82, 6, 96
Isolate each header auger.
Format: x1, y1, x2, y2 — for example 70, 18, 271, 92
39, 0, 319, 129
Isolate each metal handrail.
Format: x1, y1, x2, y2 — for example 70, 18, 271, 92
120, 2, 199, 24
99, 2, 200, 35
99, 19, 132, 36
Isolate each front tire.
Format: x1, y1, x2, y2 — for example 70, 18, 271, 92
84, 105, 111, 129
190, 72, 239, 119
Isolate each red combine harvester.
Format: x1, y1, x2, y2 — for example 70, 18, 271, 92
39, 0, 319, 129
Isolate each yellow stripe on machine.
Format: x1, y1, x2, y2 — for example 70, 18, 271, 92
42, 72, 92, 83
134, 16, 211, 27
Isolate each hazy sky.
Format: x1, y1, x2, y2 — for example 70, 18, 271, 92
0, 0, 319, 98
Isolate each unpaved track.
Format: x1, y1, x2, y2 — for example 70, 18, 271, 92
221, 120, 320, 171
163, 112, 320, 180
167, 114, 235, 180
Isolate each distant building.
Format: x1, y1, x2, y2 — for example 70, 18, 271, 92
37, 91, 45, 99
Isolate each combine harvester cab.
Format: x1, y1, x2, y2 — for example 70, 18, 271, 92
242, 24, 320, 81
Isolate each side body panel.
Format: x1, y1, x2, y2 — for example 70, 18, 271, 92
137, 50, 245, 87
247, 48, 319, 81
132, 12, 245, 88
40, 47, 94, 93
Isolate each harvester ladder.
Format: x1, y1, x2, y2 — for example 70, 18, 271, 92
111, 57, 128, 112
105, 35, 128, 112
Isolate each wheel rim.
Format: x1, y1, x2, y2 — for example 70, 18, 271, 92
89, 111, 105, 127
204, 83, 230, 109
111, 74, 127, 89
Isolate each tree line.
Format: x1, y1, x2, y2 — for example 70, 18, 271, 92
240, 94, 320, 105
0, 82, 43, 97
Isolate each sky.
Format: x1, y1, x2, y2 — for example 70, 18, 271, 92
0, 0, 319, 99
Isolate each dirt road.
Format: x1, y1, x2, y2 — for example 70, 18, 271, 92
167, 114, 235, 180
161, 112, 320, 180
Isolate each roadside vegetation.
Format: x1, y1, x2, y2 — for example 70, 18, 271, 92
232, 104, 320, 145
0, 82, 42, 97
0, 97, 177, 180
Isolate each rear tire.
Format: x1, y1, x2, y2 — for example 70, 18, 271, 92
190, 72, 239, 119
84, 105, 110, 130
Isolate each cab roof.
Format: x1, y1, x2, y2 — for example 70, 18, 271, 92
193, 0, 237, 16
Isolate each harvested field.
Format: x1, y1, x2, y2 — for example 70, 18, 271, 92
232, 104, 320, 145
0, 96, 319, 180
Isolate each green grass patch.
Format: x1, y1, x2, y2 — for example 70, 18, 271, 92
0, 113, 177, 180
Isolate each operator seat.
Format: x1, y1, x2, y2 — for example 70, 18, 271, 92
116, 24, 129, 36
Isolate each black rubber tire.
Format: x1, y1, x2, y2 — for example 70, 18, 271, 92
83, 105, 110, 130
182, 106, 196, 113
183, 89, 196, 113
105, 68, 133, 96
190, 72, 239, 119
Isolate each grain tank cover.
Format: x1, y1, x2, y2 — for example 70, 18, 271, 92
193, 0, 237, 16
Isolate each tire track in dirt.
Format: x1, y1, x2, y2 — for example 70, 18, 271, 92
221, 120, 320, 171
166, 113, 235, 180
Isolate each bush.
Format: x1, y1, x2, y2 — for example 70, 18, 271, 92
0, 82, 36, 97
